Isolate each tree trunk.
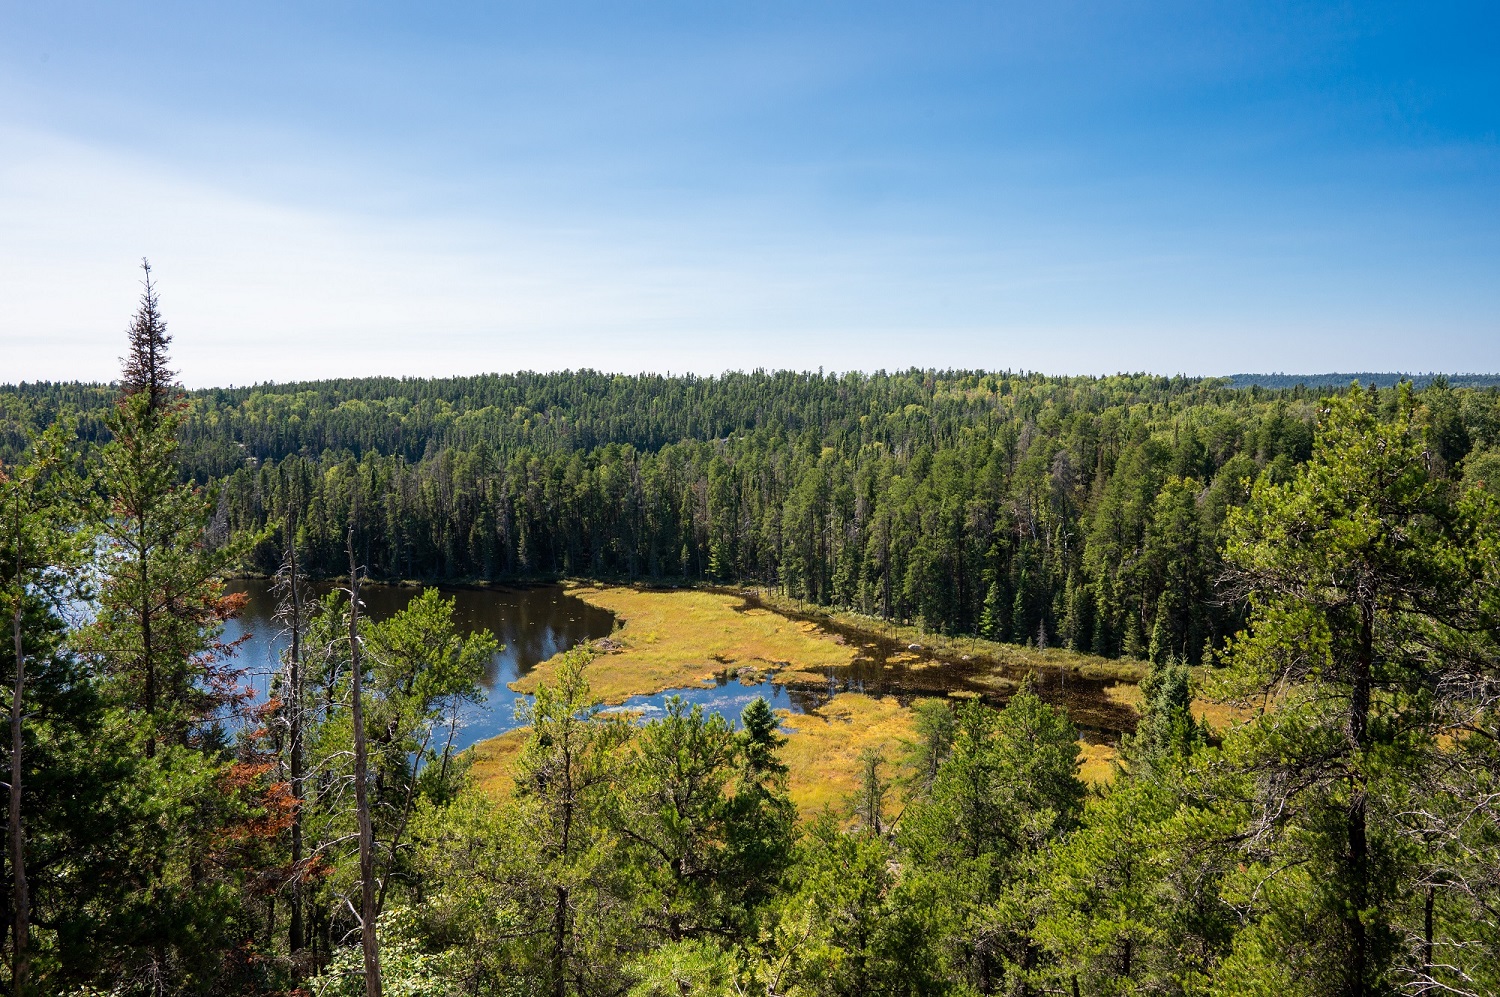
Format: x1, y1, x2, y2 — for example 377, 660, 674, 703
288, 528, 306, 961
141, 544, 155, 759
349, 532, 382, 997
552, 884, 568, 997
10, 591, 30, 996
1423, 882, 1434, 980
1343, 602, 1375, 997
552, 739, 574, 997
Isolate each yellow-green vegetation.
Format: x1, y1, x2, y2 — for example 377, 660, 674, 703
467, 728, 527, 797
1076, 739, 1120, 787
512, 583, 857, 703
492, 583, 1153, 804
463, 691, 921, 814
469, 688, 1121, 812
1190, 694, 1257, 731
776, 693, 916, 815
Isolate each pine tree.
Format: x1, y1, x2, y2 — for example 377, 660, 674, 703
92, 265, 245, 749
1219, 385, 1500, 995
737, 696, 787, 780
1147, 604, 1166, 665
85, 264, 265, 987
1127, 655, 1202, 770
513, 648, 631, 996
980, 580, 1003, 641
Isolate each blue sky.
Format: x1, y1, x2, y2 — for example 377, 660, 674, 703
2, 2, 1497, 385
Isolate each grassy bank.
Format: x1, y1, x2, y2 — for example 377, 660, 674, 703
778, 693, 916, 814
510, 583, 857, 703
751, 589, 1147, 683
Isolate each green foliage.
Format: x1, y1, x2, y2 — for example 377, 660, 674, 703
88, 384, 248, 746
31, 371, 1493, 664
758, 812, 947, 997
900, 690, 1084, 991
2, 281, 300, 995
1212, 386, 1500, 996
613, 697, 740, 941
1125, 654, 1206, 771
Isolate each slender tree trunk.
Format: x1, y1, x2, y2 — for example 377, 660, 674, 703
349, 531, 382, 997
288, 527, 306, 961
374, 725, 433, 922
141, 540, 155, 759
552, 742, 574, 997
10, 575, 30, 996
437, 697, 459, 788
1422, 883, 1434, 980
1344, 602, 1375, 997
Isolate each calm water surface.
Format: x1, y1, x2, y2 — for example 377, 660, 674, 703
224, 580, 616, 751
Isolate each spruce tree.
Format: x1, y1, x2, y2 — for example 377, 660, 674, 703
979, 580, 1003, 641
85, 262, 265, 987
119, 259, 176, 420
92, 262, 245, 748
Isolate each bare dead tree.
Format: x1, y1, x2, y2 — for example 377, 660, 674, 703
347, 526, 383, 997
273, 512, 311, 968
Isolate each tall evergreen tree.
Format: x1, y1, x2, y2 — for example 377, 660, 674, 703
82, 264, 270, 990
91, 263, 245, 750
1218, 385, 1500, 996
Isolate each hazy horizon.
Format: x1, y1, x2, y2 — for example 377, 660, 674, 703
7, 368, 1500, 394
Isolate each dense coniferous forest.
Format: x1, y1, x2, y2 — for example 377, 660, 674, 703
6, 366, 1499, 665
3, 280, 1500, 996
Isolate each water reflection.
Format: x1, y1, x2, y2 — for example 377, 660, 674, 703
608, 675, 803, 727
223, 580, 615, 751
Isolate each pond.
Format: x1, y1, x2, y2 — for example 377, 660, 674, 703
743, 593, 1138, 738
224, 581, 832, 751
222, 581, 1135, 755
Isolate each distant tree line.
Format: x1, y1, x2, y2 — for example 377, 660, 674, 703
1227, 371, 1500, 390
